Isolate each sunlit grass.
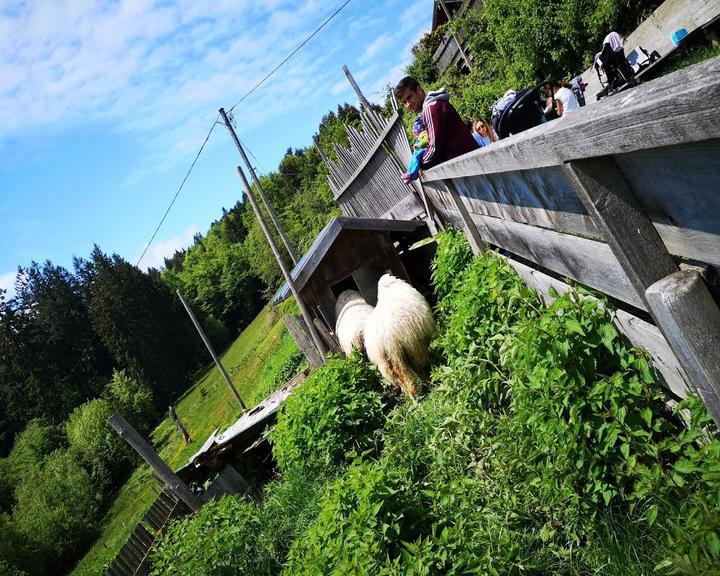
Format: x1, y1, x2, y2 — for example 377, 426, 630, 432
70, 299, 302, 576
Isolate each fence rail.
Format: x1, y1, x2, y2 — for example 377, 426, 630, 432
423, 55, 720, 422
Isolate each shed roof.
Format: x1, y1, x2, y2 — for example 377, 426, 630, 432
273, 216, 428, 303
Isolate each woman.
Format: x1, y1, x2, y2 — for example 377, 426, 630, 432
545, 80, 579, 118
472, 118, 496, 147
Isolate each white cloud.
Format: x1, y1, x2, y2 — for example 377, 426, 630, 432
136, 224, 200, 272
0, 271, 17, 299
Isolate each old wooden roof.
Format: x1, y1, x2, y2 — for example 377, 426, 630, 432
273, 216, 428, 302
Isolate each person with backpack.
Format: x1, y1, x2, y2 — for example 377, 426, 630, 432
394, 76, 478, 182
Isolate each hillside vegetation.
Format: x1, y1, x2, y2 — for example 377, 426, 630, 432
151, 231, 720, 575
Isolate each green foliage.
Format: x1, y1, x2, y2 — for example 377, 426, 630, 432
79, 246, 202, 405
429, 228, 474, 302
13, 450, 99, 570
151, 471, 329, 576
150, 495, 263, 576
66, 398, 134, 487
104, 369, 156, 434
270, 355, 388, 475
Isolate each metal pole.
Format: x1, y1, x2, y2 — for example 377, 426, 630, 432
108, 413, 202, 511
437, 0, 473, 71
219, 107, 300, 265
176, 289, 247, 410
235, 165, 327, 363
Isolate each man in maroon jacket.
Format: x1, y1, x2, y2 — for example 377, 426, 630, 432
394, 76, 478, 178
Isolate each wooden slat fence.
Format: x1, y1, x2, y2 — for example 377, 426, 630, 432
321, 100, 426, 221
422, 55, 720, 422
106, 487, 191, 576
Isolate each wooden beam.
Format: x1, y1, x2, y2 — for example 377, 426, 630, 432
444, 179, 487, 255
562, 156, 678, 308
646, 270, 720, 426
108, 413, 202, 512
283, 314, 323, 368
168, 405, 191, 445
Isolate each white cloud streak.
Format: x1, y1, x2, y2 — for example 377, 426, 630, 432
0, 271, 17, 299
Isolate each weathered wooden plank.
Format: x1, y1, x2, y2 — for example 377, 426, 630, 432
505, 257, 691, 398
284, 314, 323, 368
423, 56, 720, 180
646, 270, 720, 426
313, 317, 343, 355
467, 212, 645, 309
614, 140, 720, 265
563, 156, 678, 308
108, 413, 202, 512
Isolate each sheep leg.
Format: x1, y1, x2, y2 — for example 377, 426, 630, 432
381, 351, 417, 398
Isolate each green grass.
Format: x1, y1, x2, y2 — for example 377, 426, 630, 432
70, 299, 303, 576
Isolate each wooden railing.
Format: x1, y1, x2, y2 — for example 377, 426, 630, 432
422, 55, 720, 422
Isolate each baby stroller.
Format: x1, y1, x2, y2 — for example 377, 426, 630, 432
595, 42, 637, 100
492, 84, 546, 140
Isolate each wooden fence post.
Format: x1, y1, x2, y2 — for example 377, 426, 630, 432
563, 156, 678, 308
443, 179, 487, 255
646, 271, 720, 426
108, 413, 202, 511
168, 406, 191, 445
283, 314, 324, 368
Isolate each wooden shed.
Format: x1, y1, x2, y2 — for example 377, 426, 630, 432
274, 216, 432, 339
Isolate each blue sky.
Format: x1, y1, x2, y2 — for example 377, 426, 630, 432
0, 0, 433, 296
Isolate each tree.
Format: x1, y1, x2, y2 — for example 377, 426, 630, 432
78, 246, 202, 406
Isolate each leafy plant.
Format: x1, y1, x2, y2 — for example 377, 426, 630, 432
270, 355, 388, 475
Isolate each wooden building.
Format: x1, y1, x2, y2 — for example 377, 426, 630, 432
274, 216, 432, 339
431, 0, 483, 75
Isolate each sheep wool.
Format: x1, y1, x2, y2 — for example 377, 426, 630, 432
363, 274, 436, 398
334, 290, 375, 356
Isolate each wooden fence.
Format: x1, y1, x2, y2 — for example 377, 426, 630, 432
320, 97, 427, 222
421, 56, 720, 422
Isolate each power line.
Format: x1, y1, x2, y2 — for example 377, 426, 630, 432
227, 0, 354, 113
135, 116, 221, 269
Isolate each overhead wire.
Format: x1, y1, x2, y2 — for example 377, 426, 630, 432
227, 0, 354, 113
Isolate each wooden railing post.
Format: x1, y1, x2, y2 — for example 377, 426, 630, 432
562, 156, 678, 308
443, 179, 487, 255
108, 413, 202, 512
564, 156, 720, 420
646, 271, 720, 426
283, 314, 324, 368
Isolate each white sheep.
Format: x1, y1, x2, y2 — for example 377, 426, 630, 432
363, 274, 436, 398
334, 290, 375, 356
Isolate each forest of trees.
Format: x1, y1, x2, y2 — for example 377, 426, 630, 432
0, 102, 357, 575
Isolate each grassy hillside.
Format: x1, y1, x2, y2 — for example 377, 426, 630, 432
70, 299, 303, 576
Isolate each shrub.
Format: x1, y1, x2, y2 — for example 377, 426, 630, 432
105, 369, 156, 433
150, 495, 264, 576
429, 228, 473, 303
13, 450, 99, 569
270, 355, 388, 475
66, 397, 134, 486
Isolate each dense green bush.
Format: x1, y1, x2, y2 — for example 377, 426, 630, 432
66, 397, 134, 486
429, 228, 474, 302
13, 450, 99, 570
151, 472, 328, 576
105, 369, 156, 433
150, 495, 263, 576
270, 355, 388, 475
0, 419, 61, 511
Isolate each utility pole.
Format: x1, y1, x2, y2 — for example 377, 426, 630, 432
437, 0, 473, 71
235, 164, 326, 364
176, 289, 247, 410
219, 107, 300, 265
